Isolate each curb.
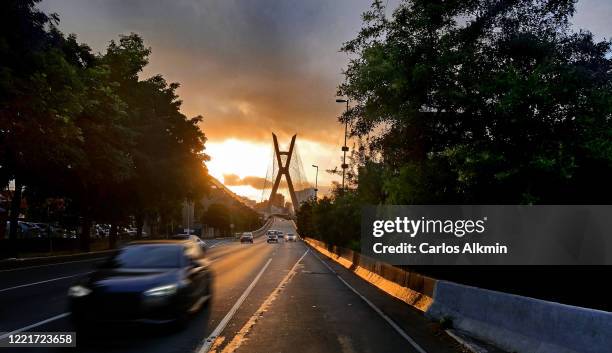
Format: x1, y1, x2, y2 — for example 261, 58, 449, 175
0, 249, 114, 270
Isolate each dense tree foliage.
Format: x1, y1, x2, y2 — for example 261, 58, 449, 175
200, 201, 261, 236
0, 0, 209, 252
299, 0, 612, 246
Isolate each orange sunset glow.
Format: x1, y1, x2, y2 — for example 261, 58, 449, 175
206, 137, 338, 202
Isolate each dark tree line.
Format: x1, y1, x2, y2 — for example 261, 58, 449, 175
199, 202, 261, 236
0, 0, 209, 252
298, 0, 612, 247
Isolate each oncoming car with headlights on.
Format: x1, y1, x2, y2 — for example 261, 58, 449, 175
68, 240, 211, 327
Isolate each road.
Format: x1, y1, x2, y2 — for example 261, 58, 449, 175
0, 217, 464, 353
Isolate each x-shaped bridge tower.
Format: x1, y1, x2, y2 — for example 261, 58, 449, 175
268, 133, 299, 214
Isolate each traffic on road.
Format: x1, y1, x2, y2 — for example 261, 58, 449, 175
0, 217, 464, 353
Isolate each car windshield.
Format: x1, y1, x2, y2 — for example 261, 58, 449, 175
104, 245, 182, 269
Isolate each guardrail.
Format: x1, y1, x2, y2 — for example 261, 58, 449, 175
251, 217, 275, 238
304, 237, 434, 311
303, 237, 612, 353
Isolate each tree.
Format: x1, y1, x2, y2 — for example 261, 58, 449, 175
101, 34, 209, 238
338, 0, 612, 204
0, 1, 84, 252
298, 0, 612, 248
1, 5, 210, 254
201, 203, 231, 234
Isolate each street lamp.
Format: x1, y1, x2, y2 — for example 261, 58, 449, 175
312, 164, 319, 200
336, 98, 349, 191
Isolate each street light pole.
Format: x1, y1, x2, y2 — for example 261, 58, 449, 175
336, 99, 350, 191
312, 164, 319, 200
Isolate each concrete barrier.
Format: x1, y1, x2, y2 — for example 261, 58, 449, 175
304, 237, 435, 311
427, 281, 612, 353
303, 237, 612, 353
252, 217, 275, 238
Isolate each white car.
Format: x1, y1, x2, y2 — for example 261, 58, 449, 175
240, 232, 254, 243
285, 233, 297, 242
266, 230, 278, 243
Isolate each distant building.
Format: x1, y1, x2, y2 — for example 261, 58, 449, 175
295, 188, 316, 205
270, 193, 285, 208
239, 196, 256, 208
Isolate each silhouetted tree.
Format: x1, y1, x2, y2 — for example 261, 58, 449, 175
1, 4, 210, 253
201, 203, 231, 234
339, 0, 612, 204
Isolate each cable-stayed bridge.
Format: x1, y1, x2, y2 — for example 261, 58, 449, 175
259, 133, 315, 215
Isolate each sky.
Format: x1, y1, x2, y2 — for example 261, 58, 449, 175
38, 0, 612, 202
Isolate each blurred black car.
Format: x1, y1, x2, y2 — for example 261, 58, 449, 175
69, 240, 211, 326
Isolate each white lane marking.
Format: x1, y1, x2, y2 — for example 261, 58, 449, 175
0, 273, 87, 293
197, 257, 273, 353
0, 312, 71, 340
216, 249, 310, 353
0, 257, 106, 273
311, 251, 428, 353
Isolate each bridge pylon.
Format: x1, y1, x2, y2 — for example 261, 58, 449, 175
268, 133, 299, 214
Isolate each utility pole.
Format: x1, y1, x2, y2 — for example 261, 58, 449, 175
186, 201, 190, 235
336, 98, 350, 191
312, 164, 319, 200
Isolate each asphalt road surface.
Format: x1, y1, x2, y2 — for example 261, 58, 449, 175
0, 218, 464, 353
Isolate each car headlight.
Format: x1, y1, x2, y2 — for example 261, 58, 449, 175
68, 285, 91, 297
144, 284, 178, 297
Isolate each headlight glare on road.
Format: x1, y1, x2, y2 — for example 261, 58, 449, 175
68, 285, 91, 297
144, 284, 178, 297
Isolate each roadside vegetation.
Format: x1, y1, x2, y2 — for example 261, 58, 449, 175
298, 0, 612, 248
1, 0, 210, 254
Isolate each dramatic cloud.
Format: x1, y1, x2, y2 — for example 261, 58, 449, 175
38, 0, 612, 145
38, 0, 376, 146
223, 174, 267, 190
223, 173, 312, 191
37, 0, 612, 200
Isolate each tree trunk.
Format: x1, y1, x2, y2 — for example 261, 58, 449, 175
109, 223, 118, 249
80, 217, 92, 252
136, 213, 143, 239
150, 213, 159, 238
8, 178, 23, 256
160, 213, 167, 238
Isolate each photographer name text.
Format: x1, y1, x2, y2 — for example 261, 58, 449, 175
371, 217, 508, 255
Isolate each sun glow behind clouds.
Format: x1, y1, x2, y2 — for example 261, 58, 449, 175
205, 139, 271, 200
205, 137, 341, 202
